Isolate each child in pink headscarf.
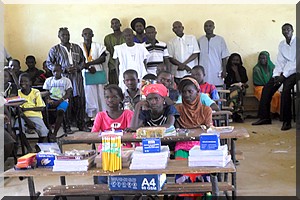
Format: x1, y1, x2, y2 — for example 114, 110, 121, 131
129, 83, 179, 131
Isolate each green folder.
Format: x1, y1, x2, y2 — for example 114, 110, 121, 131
85, 71, 107, 85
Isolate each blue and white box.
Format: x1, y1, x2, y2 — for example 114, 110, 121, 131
142, 138, 161, 153
109, 174, 166, 191
200, 133, 220, 150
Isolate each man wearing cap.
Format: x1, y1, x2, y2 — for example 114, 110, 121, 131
129, 83, 179, 131
168, 21, 200, 85
130, 17, 147, 43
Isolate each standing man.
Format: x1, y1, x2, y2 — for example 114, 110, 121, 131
252, 23, 296, 131
168, 21, 200, 85
46, 27, 90, 132
80, 28, 108, 119
130, 17, 147, 43
144, 25, 170, 75
198, 20, 230, 86
104, 18, 126, 85
113, 28, 149, 91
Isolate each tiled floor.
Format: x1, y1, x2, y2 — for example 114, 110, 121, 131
1, 118, 296, 197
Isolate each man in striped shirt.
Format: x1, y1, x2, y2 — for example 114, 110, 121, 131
144, 25, 170, 75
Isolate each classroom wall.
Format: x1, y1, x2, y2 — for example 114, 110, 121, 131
4, 4, 296, 93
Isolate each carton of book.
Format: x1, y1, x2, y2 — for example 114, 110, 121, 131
109, 174, 166, 191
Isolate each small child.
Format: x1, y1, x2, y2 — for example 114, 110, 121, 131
16, 73, 49, 149
8, 59, 24, 88
123, 69, 140, 110
157, 70, 179, 103
191, 65, 220, 101
43, 64, 72, 141
25, 55, 44, 86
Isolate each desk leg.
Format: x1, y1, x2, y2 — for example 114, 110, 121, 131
232, 172, 237, 200
16, 107, 26, 155
27, 177, 40, 200
60, 176, 68, 200
230, 138, 237, 165
210, 173, 219, 198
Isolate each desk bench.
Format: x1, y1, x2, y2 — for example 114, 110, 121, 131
43, 182, 234, 196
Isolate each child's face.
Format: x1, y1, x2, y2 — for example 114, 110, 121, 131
19, 76, 31, 90
123, 73, 138, 90
9, 60, 20, 72
146, 93, 164, 112
25, 58, 36, 69
231, 56, 241, 66
104, 89, 122, 109
182, 84, 198, 104
157, 73, 172, 88
53, 66, 62, 79
4, 71, 11, 84
191, 69, 204, 84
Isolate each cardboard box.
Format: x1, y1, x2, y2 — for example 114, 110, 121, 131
109, 174, 166, 191
200, 133, 220, 150
142, 138, 161, 153
36, 153, 55, 168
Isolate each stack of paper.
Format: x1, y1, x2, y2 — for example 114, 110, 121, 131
129, 146, 170, 170
53, 153, 96, 172
188, 145, 231, 167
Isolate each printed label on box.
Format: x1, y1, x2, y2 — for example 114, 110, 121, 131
142, 138, 161, 153
200, 133, 220, 150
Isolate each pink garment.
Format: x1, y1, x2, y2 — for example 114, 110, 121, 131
175, 141, 200, 152
91, 110, 134, 133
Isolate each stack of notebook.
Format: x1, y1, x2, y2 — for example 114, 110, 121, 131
129, 146, 170, 170
188, 145, 231, 167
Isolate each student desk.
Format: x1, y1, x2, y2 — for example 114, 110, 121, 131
5, 100, 27, 155
58, 127, 249, 165
2, 160, 236, 199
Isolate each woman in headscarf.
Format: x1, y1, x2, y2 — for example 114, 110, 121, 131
129, 83, 179, 131
253, 51, 280, 115
224, 53, 248, 122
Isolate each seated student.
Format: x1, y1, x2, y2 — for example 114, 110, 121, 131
156, 63, 177, 90
35, 61, 54, 85
191, 65, 220, 101
174, 77, 213, 195
224, 53, 248, 122
129, 83, 179, 131
8, 59, 24, 88
253, 51, 280, 116
4, 68, 18, 98
157, 70, 179, 103
176, 76, 219, 111
43, 64, 73, 141
92, 84, 134, 133
92, 84, 133, 200
175, 77, 213, 159
123, 69, 141, 110
25, 55, 44, 86
15, 73, 49, 151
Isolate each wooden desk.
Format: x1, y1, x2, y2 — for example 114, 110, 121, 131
58, 127, 249, 165
5, 100, 28, 155
2, 160, 236, 198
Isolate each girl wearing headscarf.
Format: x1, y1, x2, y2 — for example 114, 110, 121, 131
253, 51, 280, 114
175, 77, 213, 159
174, 77, 212, 198
129, 83, 179, 131
224, 53, 248, 122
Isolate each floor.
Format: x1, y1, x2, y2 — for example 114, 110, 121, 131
0, 118, 296, 197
